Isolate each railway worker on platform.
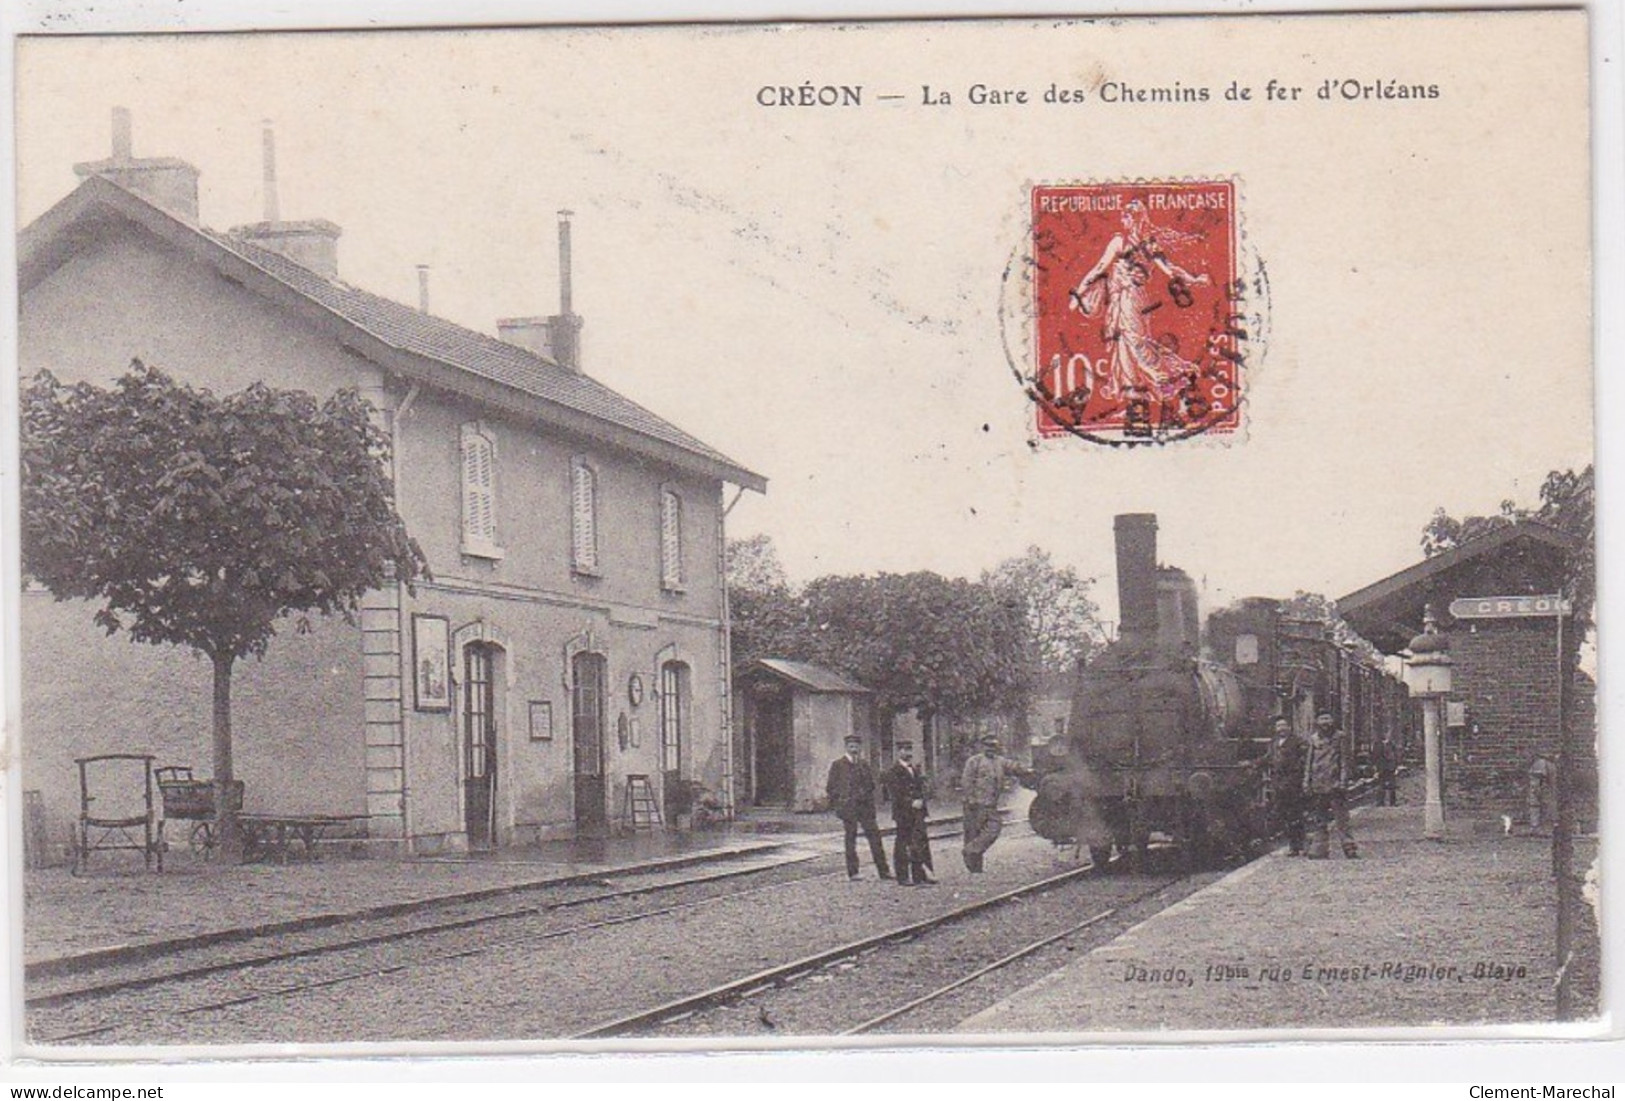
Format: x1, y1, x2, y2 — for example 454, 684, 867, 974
882, 740, 937, 886
960, 735, 1036, 873
1373, 731, 1401, 807
1267, 717, 1308, 856
1303, 713, 1359, 859
827, 734, 893, 880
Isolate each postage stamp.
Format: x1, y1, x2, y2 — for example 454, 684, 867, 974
1029, 181, 1245, 444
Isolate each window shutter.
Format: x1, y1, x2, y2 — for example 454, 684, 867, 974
461, 424, 497, 551
660, 489, 683, 588
572, 460, 597, 571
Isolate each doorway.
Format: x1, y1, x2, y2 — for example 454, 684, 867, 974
462, 642, 499, 848
752, 689, 793, 807
571, 651, 608, 834
659, 661, 689, 818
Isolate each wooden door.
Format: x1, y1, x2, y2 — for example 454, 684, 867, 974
571, 652, 608, 834
754, 691, 794, 806
463, 643, 498, 848
659, 662, 687, 817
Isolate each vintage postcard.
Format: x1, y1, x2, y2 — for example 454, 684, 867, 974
3, 4, 1610, 1071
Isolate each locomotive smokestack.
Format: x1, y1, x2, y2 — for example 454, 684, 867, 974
1114, 513, 1160, 646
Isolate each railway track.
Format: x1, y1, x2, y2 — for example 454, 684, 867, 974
29, 825, 976, 1043
571, 859, 1194, 1040
30, 824, 1218, 1045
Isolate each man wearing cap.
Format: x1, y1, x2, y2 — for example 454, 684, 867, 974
1302, 712, 1359, 859
960, 734, 1036, 872
826, 734, 892, 880
882, 740, 936, 886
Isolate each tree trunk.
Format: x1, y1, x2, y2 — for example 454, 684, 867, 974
211, 650, 243, 862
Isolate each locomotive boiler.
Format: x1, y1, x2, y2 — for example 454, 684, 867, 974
1030, 513, 1411, 871
1030, 514, 1266, 870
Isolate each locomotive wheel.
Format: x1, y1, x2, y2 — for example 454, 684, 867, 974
1088, 845, 1114, 871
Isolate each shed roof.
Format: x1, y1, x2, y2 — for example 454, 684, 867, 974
19, 175, 766, 493
745, 659, 871, 694
1337, 520, 1580, 654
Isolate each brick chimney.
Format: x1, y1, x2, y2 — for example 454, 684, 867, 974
227, 120, 342, 279
74, 107, 202, 224
496, 210, 583, 371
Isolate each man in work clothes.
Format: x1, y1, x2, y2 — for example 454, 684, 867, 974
960, 734, 1035, 872
1373, 732, 1401, 807
882, 740, 936, 886
826, 734, 892, 880
1303, 712, 1359, 859
1267, 717, 1308, 856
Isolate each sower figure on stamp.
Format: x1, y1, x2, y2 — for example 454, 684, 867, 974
960, 734, 1036, 873
1373, 731, 1401, 807
1303, 712, 1359, 860
882, 740, 936, 886
1267, 717, 1308, 856
826, 734, 892, 880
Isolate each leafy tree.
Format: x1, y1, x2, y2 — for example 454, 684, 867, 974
983, 545, 1107, 674
21, 362, 427, 856
802, 571, 1033, 759
1422, 465, 1595, 629
725, 534, 807, 668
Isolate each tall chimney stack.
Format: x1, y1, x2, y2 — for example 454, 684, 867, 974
558, 209, 574, 316
229, 120, 342, 279
417, 265, 431, 313
75, 107, 201, 223
549, 209, 582, 371
111, 107, 133, 161
1114, 513, 1160, 647
261, 119, 280, 223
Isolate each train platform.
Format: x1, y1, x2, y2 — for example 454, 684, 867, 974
19, 799, 968, 976
959, 783, 1602, 1034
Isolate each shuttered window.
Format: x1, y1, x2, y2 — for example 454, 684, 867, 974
460, 423, 502, 559
660, 488, 684, 590
571, 457, 598, 574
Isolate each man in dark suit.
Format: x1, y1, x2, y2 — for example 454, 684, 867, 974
1373, 732, 1401, 807
882, 740, 936, 886
826, 734, 892, 880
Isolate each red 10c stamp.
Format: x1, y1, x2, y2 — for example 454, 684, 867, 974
1030, 181, 1243, 443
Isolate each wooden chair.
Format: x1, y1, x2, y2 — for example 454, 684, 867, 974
73, 754, 163, 874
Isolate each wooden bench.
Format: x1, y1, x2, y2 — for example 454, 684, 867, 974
237, 813, 367, 864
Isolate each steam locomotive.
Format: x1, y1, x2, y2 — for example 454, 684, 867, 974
1028, 513, 1409, 870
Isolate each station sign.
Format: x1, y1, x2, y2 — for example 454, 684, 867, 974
1448, 594, 1571, 620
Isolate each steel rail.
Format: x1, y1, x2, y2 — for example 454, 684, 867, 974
27, 852, 826, 1012
570, 861, 1103, 1040
843, 903, 1126, 1034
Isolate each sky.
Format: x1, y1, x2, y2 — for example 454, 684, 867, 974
12, 13, 1596, 628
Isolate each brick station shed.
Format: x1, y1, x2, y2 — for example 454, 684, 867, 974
1337, 521, 1595, 825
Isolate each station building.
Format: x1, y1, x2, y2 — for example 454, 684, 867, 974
1337, 521, 1595, 826
19, 113, 764, 857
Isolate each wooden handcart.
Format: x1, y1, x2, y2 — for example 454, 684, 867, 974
155, 766, 245, 860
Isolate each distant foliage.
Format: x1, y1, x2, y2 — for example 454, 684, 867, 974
1422, 465, 1594, 629
724, 536, 1037, 749
982, 545, 1107, 674
725, 534, 805, 668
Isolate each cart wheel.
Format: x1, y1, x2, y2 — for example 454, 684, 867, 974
190, 821, 217, 859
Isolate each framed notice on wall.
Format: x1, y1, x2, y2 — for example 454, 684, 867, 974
529, 700, 553, 742
412, 614, 451, 712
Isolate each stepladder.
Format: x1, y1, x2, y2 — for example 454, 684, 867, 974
622, 774, 663, 830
